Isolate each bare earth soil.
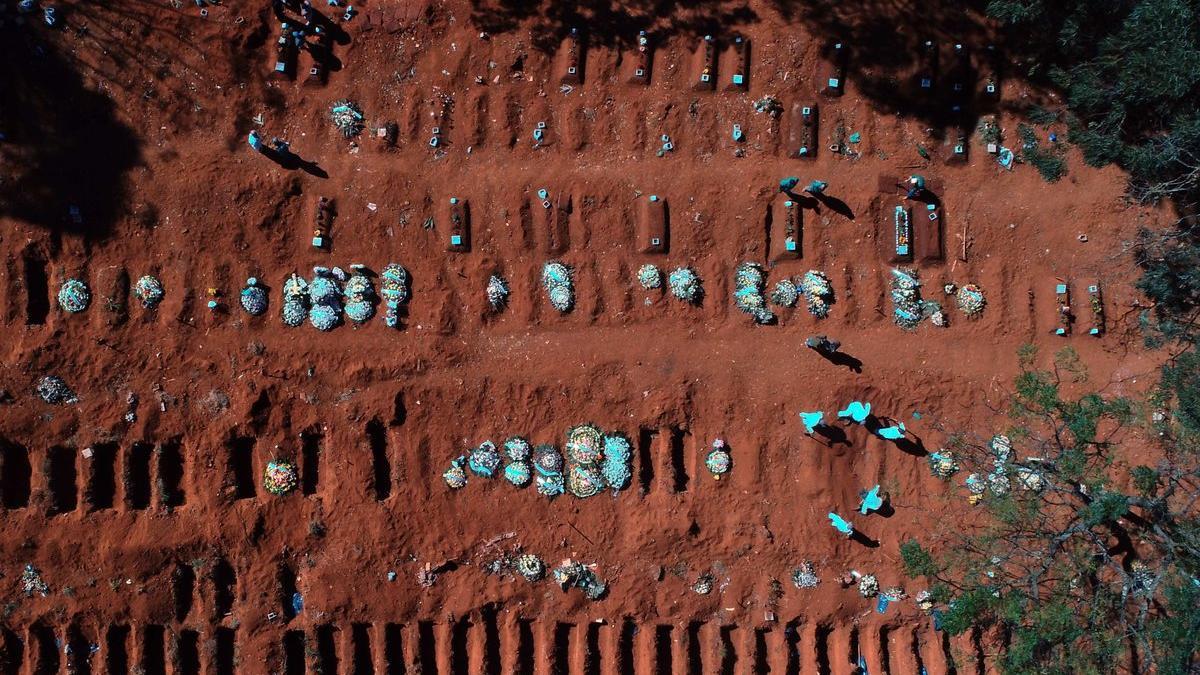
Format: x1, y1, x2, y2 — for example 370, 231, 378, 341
0, 0, 1169, 673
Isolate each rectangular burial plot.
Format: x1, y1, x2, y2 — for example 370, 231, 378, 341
979, 45, 1001, 101
444, 197, 470, 252
769, 197, 803, 262
891, 205, 913, 263
85, 442, 118, 511
945, 43, 973, 115
427, 98, 453, 150
692, 35, 718, 91
215, 628, 236, 675
945, 126, 969, 165
1087, 281, 1104, 336
270, 31, 297, 80
300, 430, 322, 496
628, 31, 653, 84
1055, 281, 1071, 336
125, 442, 153, 510
916, 40, 938, 96
636, 194, 668, 254
786, 102, 818, 159
821, 42, 847, 96
558, 28, 585, 86
177, 630, 201, 675
914, 202, 944, 263
225, 437, 256, 501
46, 446, 78, 515
0, 439, 32, 509
23, 253, 50, 325
303, 33, 332, 87
533, 188, 572, 255
724, 36, 750, 91
158, 440, 187, 507
106, 626, 130, 675
526, 99, 555, 149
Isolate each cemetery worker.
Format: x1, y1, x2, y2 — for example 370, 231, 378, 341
838, 401, 871, 424
828, 512, 854, 537
799, 411, 824, 435
859, 485, 884, 514
905, 174, 926, 199
271, 137, 291, 156
779, 176, 800, 193
805, 179, 828, 195
805, 334, 840, 354
248, 130, 265, 152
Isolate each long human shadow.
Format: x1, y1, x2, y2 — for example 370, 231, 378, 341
813, 193, 855, 220
813, 347, 862, 373
894, 435, 928, 457
850, 530, 880, 548
278, 154, 329, 179
0, 24, 141, 238
813, 424, 851, 447
260, 147, 329, 179
869, 414, 930, 457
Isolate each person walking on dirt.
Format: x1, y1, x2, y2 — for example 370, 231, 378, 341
805, 179, 828, 195
779, 176, 800, 193
248, 130, 265, 152
904, 174, 926, 200
805, 334, 840, 354
859, 485, 884, 514
799, 410, 824, 435
828, 512, 854, 537
271, 137, 292, 157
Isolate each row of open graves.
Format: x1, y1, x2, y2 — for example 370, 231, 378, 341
0, 617, 999, 675
267, 11, 1004, 117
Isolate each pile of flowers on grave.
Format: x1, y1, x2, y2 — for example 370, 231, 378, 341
542, 261, 574, 312
733, 262, 775, 324
801, 270, 834, 318
58, 278, 90, 313
956, 283, 986, 317
134, 275, 164, 309
330, 99, 365, 138
637, 264, 662, 290
486, 274, 509, 310
668, 266, 702, 303
263, 459, 299, 496
444, 424, 633, 499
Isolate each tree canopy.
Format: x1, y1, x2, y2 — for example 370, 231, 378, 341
988, 0, 1200, 203
908, 347, 1200, 674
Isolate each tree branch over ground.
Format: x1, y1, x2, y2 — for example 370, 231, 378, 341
906, 345, 1200, 674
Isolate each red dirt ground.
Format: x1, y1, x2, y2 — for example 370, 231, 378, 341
0, 0, 1171, 673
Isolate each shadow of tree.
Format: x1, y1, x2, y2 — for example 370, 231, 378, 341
470, 0, 759, 51
469, 0, 1039, 141
0, 20, 142, 239
775, 0, 1007, 136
